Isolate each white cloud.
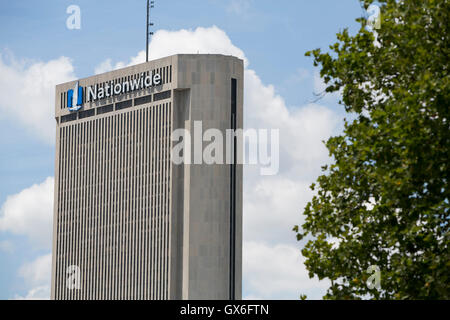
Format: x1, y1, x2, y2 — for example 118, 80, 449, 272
0, 52, 76, 144
0, 177, 54, 248
243, 178, 313, 245
243, 241, 329, 299
13, 253, 52, 300
14, 285, 50, 300
244, 69, 338, 177
94, 26, 248, 75
242, 68, 338, 299
18, 253, 52, 286
94, 58, 114, 75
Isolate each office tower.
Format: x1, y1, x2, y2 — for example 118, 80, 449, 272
51, 54, 243, 300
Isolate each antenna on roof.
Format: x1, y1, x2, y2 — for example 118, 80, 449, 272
146, 0, 155, 62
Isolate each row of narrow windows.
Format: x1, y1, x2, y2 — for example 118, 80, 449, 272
54, 103, 172, 300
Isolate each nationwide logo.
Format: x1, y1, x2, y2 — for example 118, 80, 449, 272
66, 71, 161, 111
86, 71, 161, 102
67, 81, 83, 111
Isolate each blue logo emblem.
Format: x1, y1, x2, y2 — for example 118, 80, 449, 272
67, 81, 83, 111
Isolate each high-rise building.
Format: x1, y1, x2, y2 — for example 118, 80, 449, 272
51, 54, 243, 300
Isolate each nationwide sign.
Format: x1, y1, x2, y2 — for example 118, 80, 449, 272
67, 71, 161, 112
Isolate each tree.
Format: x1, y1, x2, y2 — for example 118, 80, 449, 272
294, 0, 449, 299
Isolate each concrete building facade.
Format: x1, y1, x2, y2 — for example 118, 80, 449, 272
51, 54, 243, 300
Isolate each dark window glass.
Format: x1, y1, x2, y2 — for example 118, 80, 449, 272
61, 112, 77, 123
79, 108, 95, 119
97, 104, 114, 115
116, 99, 133, 110
153, 90, 171, 102
135, 95, 152, 106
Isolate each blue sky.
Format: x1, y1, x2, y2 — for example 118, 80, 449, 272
0, 0, 366, 299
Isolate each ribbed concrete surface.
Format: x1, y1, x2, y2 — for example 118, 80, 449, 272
51, 54, 243, 300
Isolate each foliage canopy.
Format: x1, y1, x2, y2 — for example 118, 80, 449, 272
294, 0, 449, 299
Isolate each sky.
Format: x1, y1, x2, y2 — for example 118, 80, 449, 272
0, 0, 368, 299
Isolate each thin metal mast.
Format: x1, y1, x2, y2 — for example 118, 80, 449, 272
146, 0, 155, 62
